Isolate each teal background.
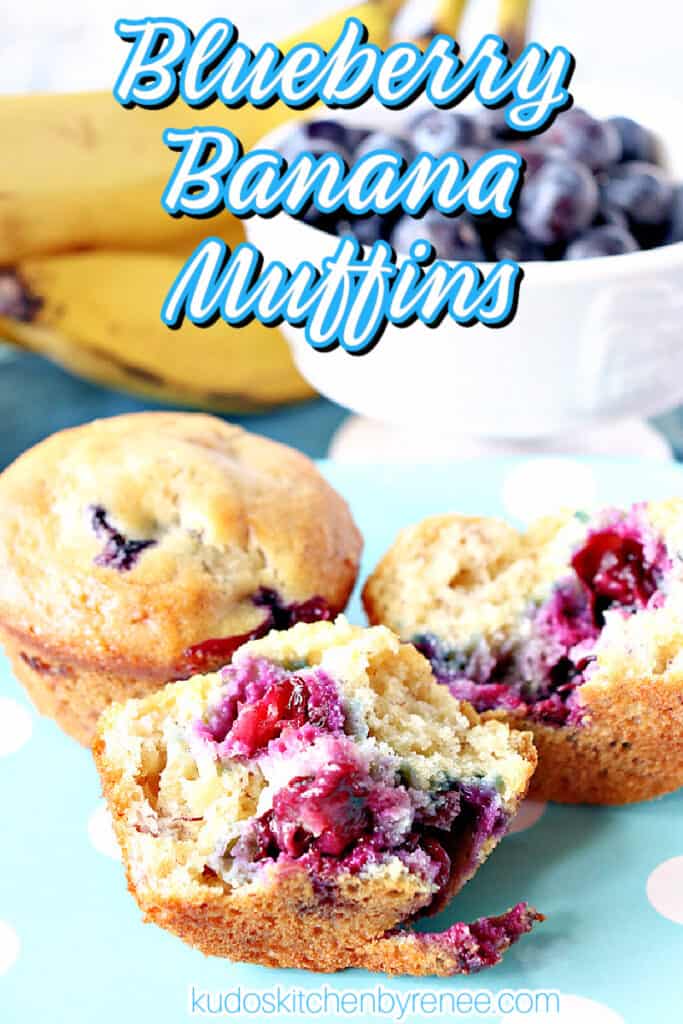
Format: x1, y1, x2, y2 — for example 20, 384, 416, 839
3, 348, 683, 469
1, 457, 682, 1023
0, 350, 346, 468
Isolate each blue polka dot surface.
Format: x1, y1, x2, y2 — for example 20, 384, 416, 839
1, 457, 681, 1024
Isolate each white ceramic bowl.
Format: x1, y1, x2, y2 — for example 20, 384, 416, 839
246, 91, 683, 439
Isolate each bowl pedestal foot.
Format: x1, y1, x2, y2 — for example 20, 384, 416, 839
328, 416, 672, 463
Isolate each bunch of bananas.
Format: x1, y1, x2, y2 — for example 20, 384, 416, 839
0, 0, 529, 411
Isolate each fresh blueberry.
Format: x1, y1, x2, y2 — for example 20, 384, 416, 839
304, 120, 370, 155
476, 107, 520, 142
280, 124, 352, 228
335, 212, 397, 246
345, 128, 373, 154
353, 130, 415, 165
297, 205, 337, 231
665, 184, 683, 244
518, 157, 599, 244
447, 216, 487, 260
565, 224, 639, 259
546, 108, 621, 171
458, 145, 487, 169
390, 211, 485, 261
280, 124, 352, 165
607, 115, 659, 164
593, 194, 630, 231
304, 119, 351, 147
488, 225, 546, 262
508, 141, 557, 178
408, 110, 479, 156
602, 161, 674, 229
286, 110, 678, 261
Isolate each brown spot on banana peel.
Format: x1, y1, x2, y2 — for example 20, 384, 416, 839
91, 351, 166, 386
54, 115, 98, 150
0, 279, 313, 410
204, 390, 283, 411
0, 268, 43, 322
44, 338, 287, 409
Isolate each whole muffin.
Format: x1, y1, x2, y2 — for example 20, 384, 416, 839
363, 501, 683, 805
94, 618, 539, 975
0, 412, 361, 744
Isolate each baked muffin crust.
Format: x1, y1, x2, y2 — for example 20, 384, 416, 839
94, 619, 539, 974
364, 501, 683, 804
0, 413, 362, 742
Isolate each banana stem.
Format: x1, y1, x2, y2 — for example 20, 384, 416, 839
411, 0, 469, 48
497, 0, 532, 60
434, 0, 469, 38
377, 0, 407, 20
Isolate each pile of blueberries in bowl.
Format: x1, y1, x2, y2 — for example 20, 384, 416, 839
279, 107, 683, 261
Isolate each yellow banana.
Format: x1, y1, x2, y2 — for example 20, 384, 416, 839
434, 0, 469, 36
497, 0, 532, 59
0, 1, 396, 262
0, 239, 315, 412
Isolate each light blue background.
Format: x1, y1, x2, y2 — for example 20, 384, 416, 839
1, 457, 682, 1023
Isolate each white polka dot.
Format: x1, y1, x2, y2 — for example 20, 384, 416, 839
87, 801, 120, 860
0, 920, 20, 975
647, 856, 683, 924
502, 459, 597, 523
509, 799, 547, 834
0, 697, 33, 756
502, 992, 624, 1023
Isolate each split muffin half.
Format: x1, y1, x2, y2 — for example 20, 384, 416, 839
364, 500, 683, 804
94, 619, 538, 975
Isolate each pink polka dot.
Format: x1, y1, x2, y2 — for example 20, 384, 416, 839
647, 857, 683, 924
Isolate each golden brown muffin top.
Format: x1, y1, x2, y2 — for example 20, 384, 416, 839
0, 413, 361, 673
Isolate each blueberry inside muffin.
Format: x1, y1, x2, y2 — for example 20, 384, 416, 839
87, 501, 333, 668
413, 505, 670, 726
364, 501, 683, 804
90, 504, 157, 571
94, 620, 538, 975
178, 587, 333, 677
